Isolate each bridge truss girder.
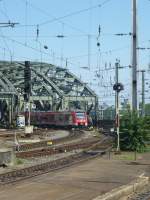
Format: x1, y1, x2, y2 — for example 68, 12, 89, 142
0, 61, 98, 126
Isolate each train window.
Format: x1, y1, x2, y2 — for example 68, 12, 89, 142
42, 115, 49, 121
65, 114, 70, 121
55, 113, 64, 121
76, 112, 85, 119
58, 114, 64, 121
48, 115, 54, 121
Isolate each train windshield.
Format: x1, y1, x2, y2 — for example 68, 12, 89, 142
76, 112, 85, 119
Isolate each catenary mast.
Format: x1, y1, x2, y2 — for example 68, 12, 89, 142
132, 0, 138, 111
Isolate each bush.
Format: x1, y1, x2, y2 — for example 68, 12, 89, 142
120, 110, 150, 153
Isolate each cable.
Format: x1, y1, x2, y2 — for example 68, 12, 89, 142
0, 0, 10, 20
18, 0, 87, 34
0, 32, 116, 38
0, 8, 9, 20
39, 0, 112, 26
17, 0, 113, 32
25, 0, 28, 45
0, 29, 13, 62
0, 34, 87, 68
0, 34, 121, 71
69, 45, 129, 60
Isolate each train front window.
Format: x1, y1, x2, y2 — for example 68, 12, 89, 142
76, 112, 85, 119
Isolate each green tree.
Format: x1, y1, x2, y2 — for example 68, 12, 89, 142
144, 103, 150, 116
120, 110, 149, 159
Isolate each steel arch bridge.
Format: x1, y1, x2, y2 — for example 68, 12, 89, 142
0, 61, 98, 126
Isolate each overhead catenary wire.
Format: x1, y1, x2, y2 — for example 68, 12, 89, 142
0, 31, 133, 72
0, 0, 10, 20
0, 8, 9, 20
0, 34, 90, 68
0, 32, 128, 38
25, 0, 28, 45
0, 0, 149, 107
17, 0, 113, 33
38, 0, 113, 26
18, 0, 88, 34
0, 29, 14, 62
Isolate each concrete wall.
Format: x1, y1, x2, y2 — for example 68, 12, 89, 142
0, 149, 14, 165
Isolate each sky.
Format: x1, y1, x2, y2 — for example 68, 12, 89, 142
0, 0, 150, 106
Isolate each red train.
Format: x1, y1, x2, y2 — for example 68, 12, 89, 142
23, 111, 88, 128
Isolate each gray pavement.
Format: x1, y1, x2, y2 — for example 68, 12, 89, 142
0, 154, 149, 200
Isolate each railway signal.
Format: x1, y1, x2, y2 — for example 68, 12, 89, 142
113, 83, 124, 92
113, 60, 124, 152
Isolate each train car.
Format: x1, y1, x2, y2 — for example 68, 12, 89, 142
22, 111, 88, 128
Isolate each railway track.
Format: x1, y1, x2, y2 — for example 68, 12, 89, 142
15, 129, 84, 151
16, 137, 108, 158
131, 190, 150, 200
129, 183, 150, 200
0, 137, 113, 185
134, 192, 150, 200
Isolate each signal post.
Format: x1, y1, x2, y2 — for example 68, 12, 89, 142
24, 61, 33, 134
113, 60, 124, 152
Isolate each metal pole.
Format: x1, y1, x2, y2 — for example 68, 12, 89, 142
11, 95, 14, 126
116, 94, 120, 151
9, 98, 11, 126
25, 61, 31, 126
141, 70, 145, 117
28, 97, 30, 126
94, 96, 97, 127
115, 61, 120, 151
132, 0, 137, 111
115, 61, 119, 115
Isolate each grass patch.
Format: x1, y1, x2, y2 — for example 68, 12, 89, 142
15, 158, 24, 165
112, 151, 139, 161
112, 148, 150, 161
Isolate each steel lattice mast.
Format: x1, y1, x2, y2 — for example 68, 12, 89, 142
132, 0, 138, 111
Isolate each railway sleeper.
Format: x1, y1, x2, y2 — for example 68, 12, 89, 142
0, 141, 113, 185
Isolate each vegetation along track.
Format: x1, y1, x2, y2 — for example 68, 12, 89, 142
16, 129, 84, 151
0, 137, 113, 185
